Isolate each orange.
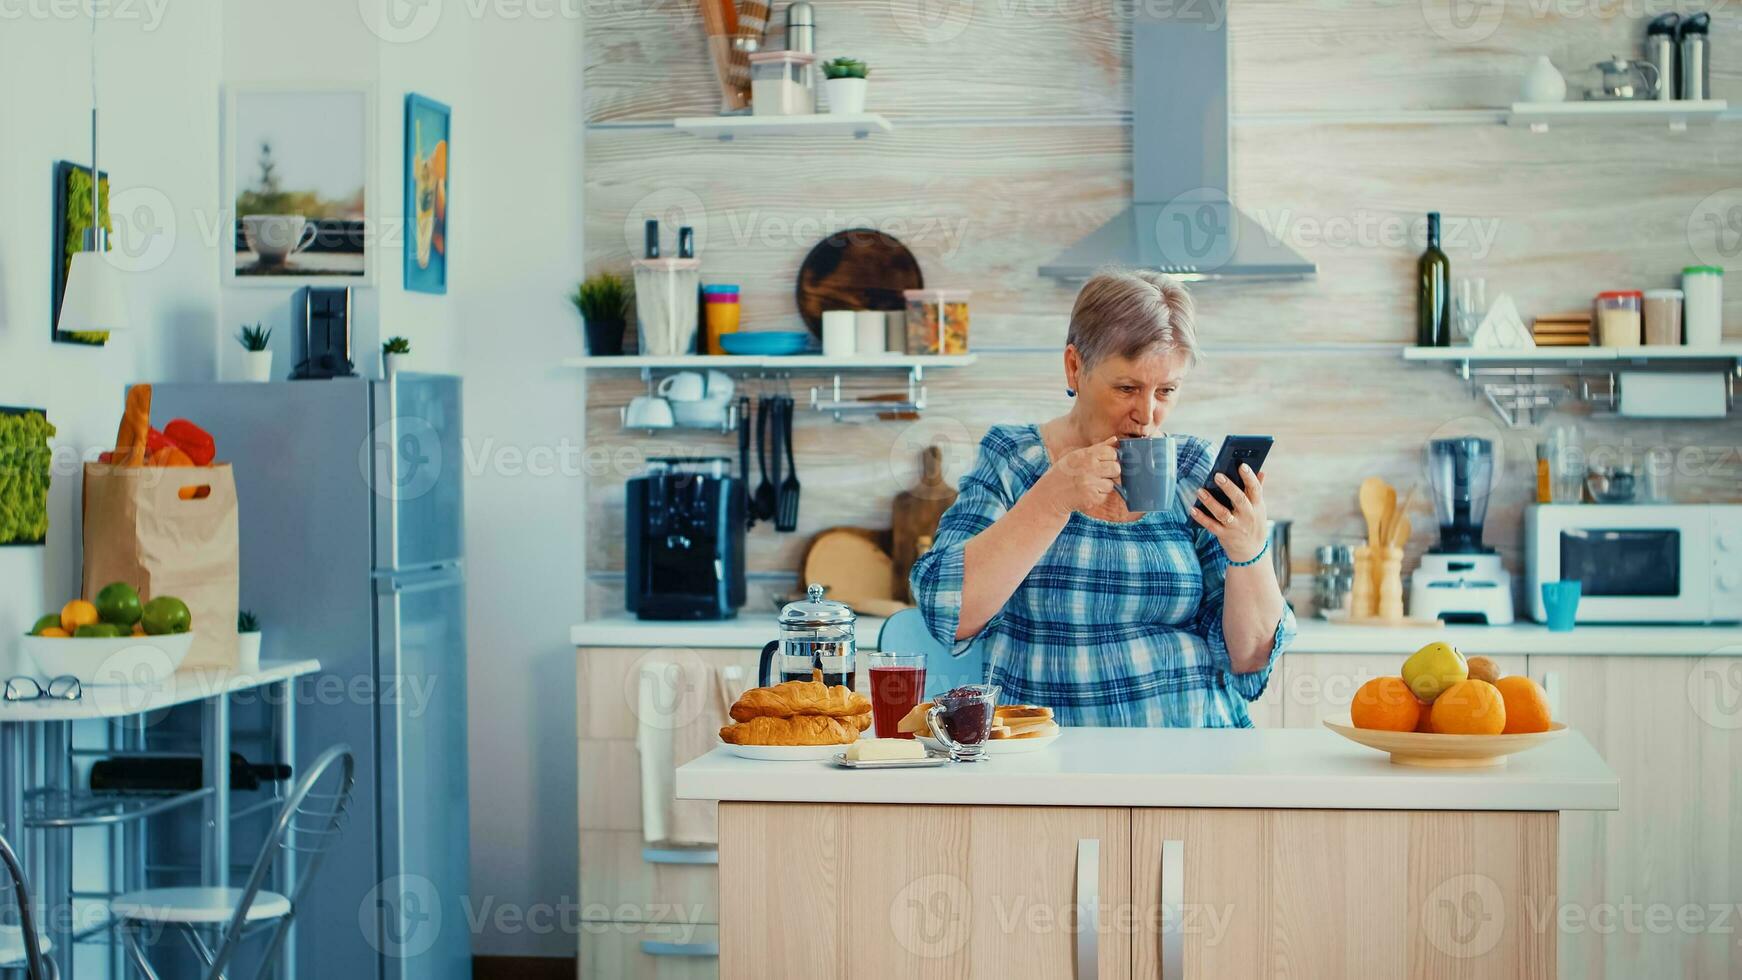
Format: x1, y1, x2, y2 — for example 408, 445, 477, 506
1495, 675, 1553, 734
1351, 676, 1421, 732
38, 627, 70, 638
1430, 679, 1507, 735
60, 599, 99, 634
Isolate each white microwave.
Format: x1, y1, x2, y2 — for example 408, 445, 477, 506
1525, 504, 1742, 624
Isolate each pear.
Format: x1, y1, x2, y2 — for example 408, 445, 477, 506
1402, 641, 1469, 703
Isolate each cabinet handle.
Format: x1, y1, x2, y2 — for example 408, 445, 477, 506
640, 940, 719, 957
1076, 838, 1100, 980
1161, 839, 1184, 979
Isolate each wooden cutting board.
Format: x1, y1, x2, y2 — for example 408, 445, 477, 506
802, 527, 907, 614
891, 445, 957, 603
794, 229, 923, 335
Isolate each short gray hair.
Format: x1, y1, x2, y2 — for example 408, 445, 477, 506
1065, 268, 1199, 371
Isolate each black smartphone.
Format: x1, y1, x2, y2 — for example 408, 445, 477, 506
1194, 435, 1273, 516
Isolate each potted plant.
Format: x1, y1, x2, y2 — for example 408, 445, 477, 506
571, 272, 632, 356
382, 336, 411, 378
822, 57, 870, 115
237, 324, 273, 382
237, 609, 261, 673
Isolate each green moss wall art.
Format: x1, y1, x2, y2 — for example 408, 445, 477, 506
52, 161, 113, 346
0, 408, 56, 545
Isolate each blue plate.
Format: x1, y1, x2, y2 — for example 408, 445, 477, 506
719, 331, 814, 356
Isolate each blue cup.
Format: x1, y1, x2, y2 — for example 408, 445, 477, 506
1541, 581, 1582, 632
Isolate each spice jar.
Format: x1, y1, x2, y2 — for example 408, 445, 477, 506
903, 289, 972, 355
1594, 290, 1642, 347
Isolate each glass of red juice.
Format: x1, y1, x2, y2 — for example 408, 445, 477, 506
867, 653, 927, 739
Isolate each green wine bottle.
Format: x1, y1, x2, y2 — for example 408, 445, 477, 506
1417, 212, 1451, 347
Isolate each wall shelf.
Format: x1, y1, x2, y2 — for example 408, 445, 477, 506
566, 353, 975, 371
1507, 100, 1729, 132
1403, 346, 1742, 426
672, 113, 892, 140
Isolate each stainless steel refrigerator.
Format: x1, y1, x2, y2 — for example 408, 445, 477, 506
153, 375, 471, 980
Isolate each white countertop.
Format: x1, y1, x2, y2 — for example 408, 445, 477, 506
572, 612, 1738, 656
0, 659, 322, 722
677, 727, 1619, 812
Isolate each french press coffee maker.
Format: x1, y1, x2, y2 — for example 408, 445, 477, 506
758, 584, 857, 689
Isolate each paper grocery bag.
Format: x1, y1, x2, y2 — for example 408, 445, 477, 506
81, 463, 239, 671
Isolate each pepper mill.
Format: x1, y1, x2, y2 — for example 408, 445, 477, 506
1350, 545, 1378, 619
1376, 546, 1405, 621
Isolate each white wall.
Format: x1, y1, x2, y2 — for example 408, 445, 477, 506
0, 2, 223, 671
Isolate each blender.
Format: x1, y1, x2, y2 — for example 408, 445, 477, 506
1409, 437, 1516, 624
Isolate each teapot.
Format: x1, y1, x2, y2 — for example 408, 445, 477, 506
1587, 56, 1660, 101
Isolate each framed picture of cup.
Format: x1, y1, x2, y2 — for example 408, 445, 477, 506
403, 93, 449, 295
224, 85, 374, 285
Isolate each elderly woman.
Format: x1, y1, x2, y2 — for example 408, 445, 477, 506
910, 270, 1295, 727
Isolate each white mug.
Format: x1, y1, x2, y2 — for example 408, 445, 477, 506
656, 372, 707, 402
821, 310, 856, 357
625, 395, 674, 429
673, 398, 728, 428
242, 214, 318, 266
704, 369, 735, 401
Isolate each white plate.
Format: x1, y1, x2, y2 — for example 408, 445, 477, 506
717, 740, 851, 762
918, 731, 1061, 755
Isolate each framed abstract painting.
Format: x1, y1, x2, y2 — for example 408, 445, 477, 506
404, 93, 450, 295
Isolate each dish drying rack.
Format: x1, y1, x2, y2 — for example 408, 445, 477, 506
592, 357, 975, 427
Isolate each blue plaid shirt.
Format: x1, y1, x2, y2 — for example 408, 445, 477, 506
910, 424, 1295, 728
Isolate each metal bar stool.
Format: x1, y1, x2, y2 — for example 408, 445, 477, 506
0, 832, 54, 980
110, 745, 356, 980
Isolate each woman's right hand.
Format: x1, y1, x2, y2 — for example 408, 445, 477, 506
1034, 435, 1121, 516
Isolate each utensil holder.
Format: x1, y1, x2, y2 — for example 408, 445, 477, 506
1350, 545, 1377, 619
632, 258, 702, 356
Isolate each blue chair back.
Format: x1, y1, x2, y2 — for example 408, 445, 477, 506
877, 609, 986, 698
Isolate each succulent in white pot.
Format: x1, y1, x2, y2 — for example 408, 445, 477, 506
822, 57, 869, 115
237, 609, 262, 673
382, 336, 411, 378
237, 324, 273, 382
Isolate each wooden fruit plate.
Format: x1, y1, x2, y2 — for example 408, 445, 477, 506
1323, 718, 1568, 768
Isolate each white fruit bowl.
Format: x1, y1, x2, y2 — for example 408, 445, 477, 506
18, 632, 194, 687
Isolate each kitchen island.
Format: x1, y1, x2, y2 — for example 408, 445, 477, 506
678, 727, 1618, 979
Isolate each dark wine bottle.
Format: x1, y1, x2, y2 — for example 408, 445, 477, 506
1417, 211, 1451, 347
90, 753, 292, 793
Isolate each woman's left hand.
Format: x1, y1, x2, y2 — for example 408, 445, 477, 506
1189, 464, 1269, 564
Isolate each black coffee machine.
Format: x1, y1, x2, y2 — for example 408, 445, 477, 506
626, 457, 746, 620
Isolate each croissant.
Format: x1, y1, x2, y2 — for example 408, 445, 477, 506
719, 714, 861, 746
729, 673, 872, 722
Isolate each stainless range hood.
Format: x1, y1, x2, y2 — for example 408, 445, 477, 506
1039, 16, 1315, 282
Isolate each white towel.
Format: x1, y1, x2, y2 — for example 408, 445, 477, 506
636, 660, 745, 846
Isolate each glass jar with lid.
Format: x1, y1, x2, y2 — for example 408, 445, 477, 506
1594, 290, 1642, 347
758, 584, 857, 688
749, 51, 817, 117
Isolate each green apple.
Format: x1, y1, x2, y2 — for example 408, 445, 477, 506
141, 596, 192, 635
1402, 641, 1468, 702
74, 623, 124, 638
95, 582, 143, 627
30, 614, 62, 636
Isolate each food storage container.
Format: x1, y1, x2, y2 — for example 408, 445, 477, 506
1642, 288, 1683, 345
1594, 290, 1642, 347
749, 51, 816, 117
1683, 265, 1723, 347
903, 289, 971, 355
703, 284, 741, 355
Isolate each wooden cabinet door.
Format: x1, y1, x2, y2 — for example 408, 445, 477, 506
1132, 808, 1556, 979
1529, 654, 1742, 979
1277, 652, 1527, 728
717, 802, 1130, 980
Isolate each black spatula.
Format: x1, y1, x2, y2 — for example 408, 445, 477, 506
776, 396, 801, 532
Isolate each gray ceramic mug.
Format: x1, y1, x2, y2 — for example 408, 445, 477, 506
1115, 435, 1178, 512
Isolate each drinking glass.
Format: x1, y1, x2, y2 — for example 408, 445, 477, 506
1544, 423, 1585, 504
867, 652, 927, 739
1455, 277, 1488, 341
926, 684, 999, 762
